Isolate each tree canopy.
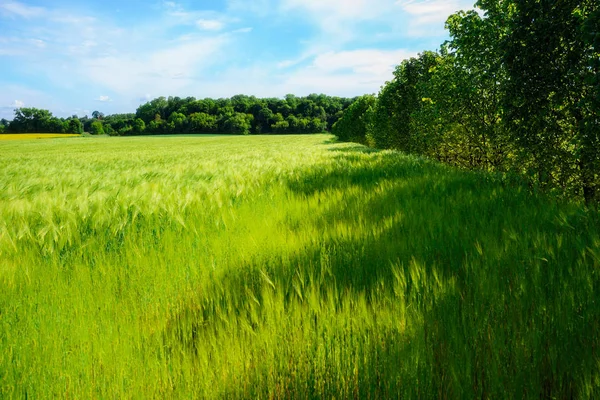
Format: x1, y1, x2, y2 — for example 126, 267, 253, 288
334, 0, 599, 203
2, 94, 355, 137
132, 94, 348, 135
5, 108, 84, 134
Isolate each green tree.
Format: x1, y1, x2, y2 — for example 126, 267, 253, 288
308, 117, 327, 133
189, 113, 217, 133
128, 94, 356, 136
136, 97, 168, 123
271, 120, 289, 134
105, 124, 117, 136
255, 106, 275, 133
231, 94, 252, 113
370, 52, 439, 152
576, 2, 600, 202
118, 125, 133, 136
484, 0, 599, 200
90, 120, 105, 135
414, 12, 508, 169
9, 108, 52, 133
168, 112, 188, 133
147, 114, 165, 134
221, 113, 252, 135
91, 111, 105, 120
66, 118, 83, 134
332, 95, 376, 144
133, 118, 146, 135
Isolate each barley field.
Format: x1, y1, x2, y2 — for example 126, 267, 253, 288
0, 133, 81, 141
0, 134, 599, 398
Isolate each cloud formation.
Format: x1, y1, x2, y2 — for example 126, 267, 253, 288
0, 0, 476, 117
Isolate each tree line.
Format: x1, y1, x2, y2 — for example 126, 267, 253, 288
0, 109, 83, 134
333, 0, 599, 203
1, 94, 356, 136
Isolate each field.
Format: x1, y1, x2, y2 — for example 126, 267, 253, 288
1, 134, 599, 398
0, 133, 81, 141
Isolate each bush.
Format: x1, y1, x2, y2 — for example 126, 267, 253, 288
90, 121, 105, 135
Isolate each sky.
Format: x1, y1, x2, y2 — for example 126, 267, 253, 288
0, 0, 476, 119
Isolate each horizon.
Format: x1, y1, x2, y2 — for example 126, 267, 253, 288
0, 0, 475, 119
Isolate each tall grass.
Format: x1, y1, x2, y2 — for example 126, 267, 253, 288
1, 135, 599, 398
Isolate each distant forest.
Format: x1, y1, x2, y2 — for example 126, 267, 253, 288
0, 94, 356, 136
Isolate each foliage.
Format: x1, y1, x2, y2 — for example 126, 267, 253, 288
89, 120, 105, 135
331, 95, 376, 144
132, 94, 352, 136
92, 110, 105, 120
271, 120, 289, 134
168, 112, 188, 133
66, 117, 84, 134
1, 94, 352, 138
132, 118, 146, 135
220, 112, 253, 135
6, 108, 67, 134
335, 0, 599, 203
2, 109, 80, 135
367, 52, 438, 152
189, 112, 217, 133
1, 135, 599, 398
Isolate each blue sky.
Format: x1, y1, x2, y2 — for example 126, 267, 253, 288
0, 0, 475, 119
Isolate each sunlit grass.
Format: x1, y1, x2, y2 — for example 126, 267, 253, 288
0, 133, 81, 141
1, 134, 599, 398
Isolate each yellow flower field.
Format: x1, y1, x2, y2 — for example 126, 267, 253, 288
0, 133, 81, 141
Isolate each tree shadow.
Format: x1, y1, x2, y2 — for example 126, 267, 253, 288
164, 142, 600, 398
326, 144, 381, 154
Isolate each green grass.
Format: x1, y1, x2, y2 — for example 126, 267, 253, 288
1, 134, 599, 398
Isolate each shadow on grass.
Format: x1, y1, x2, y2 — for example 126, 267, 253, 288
125, 133, 234, 138
165, 143, 600, 398
327, 144, 381, 154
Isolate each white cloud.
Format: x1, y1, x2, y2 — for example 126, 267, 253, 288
232, 27, 252, 34
52, 15, 95, 25
0, 1, 45, 18
196, 19, 224, 31
0, 1, 234, 106
282, 48, 415, 95
283, 0, 471, 27
283, 0, 370, 17
138, 94, 153, 103
192, 48, 415, 99
397, 0, 475, 35
0, 85, 63, 119
72, 108, 91, 117
0, 0, 474, 116
280, 0, 393, 39
163, 1, 233, 30
0, 36, 47, 55
227, 0, 274, 17
79, 36, 229, 96
313, 49, 412, 74
0, 1, 96, 25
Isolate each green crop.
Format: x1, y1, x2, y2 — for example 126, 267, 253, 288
1, 134, 599, 398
